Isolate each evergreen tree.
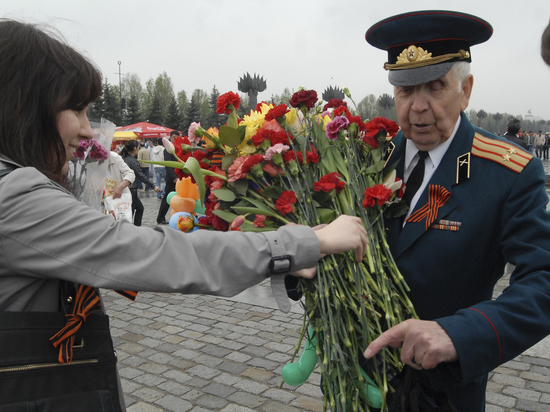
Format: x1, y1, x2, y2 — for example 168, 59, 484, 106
125, 93, 141, 125
165, 96, 181, 131
182, 92, 202, 133
206, 86, 225, 128
147, 93, 163, 125
103, 81, 122, 126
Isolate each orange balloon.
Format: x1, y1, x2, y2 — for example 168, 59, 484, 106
175, 177, 200, 200
170, 195, 196, 213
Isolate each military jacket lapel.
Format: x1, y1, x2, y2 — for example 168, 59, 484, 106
385, 113, 474, 259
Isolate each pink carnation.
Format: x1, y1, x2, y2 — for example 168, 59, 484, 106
264, 143, 290, 161
188, 122, 201, 145
325, 116, 349, 140
227, 156, 250, 182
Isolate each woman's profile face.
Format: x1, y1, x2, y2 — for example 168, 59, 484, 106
56, 107, 93, 174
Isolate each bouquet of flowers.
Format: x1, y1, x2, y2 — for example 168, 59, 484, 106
162, 89, 417, 410
67, 119, 114, 210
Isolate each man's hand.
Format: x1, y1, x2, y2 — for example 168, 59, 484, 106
364, 319, 458, 370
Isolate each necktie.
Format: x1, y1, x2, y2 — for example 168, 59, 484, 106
403, 151, 429, 207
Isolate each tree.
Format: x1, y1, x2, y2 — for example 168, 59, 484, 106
147, 92, 163, 125
492, 112, 503, 134
125, 93, 141, 125
477, 109, 487, 127
165, 96, 181, 131
377, 93, 395, 118
142, 72, 175, 124
207, 86, 226, 129
269, 88, 292, 105
357, 94, 378, 121
102, 81, 122, 126
182, 90, 203, 133
177, 90, 189, 129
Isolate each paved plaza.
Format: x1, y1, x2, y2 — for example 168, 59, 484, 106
106, 162, 550, 411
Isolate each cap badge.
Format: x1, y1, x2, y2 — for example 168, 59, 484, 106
398, 45, 432, 64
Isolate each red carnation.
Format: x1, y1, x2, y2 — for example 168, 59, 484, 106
289, 90, 318, 110
313, 172, 346, 194
255, 101, 268, 112
275, 190, 297, 215
365, 117, 400, 139
333, 106, 351, 117
362, 184, 393, 208
323, 99, 347, 111
265, 104, 290, 122
242, 154, 265, 174
346, 114, 367, 131
306, 150, 319, 163
216, 91, 241, 114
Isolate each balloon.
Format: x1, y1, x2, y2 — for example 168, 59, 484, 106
166, 191, 177, 205
170, 195, 196, 213
175, 177, 200, 200
168, 212, 198, 233
282, 326, 318, 387
281, 327, 382, 408
194, 199, 206, 215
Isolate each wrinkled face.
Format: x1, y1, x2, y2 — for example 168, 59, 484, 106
56, 107, 93, 174
394, 70, 473, 151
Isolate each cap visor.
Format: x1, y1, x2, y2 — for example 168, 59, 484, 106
388, 62, 455, 86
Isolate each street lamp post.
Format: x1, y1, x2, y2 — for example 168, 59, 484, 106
118, 61, 123, 117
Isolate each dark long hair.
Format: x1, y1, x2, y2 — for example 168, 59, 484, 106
119, 140, 139, 158
0, 20, 102, 182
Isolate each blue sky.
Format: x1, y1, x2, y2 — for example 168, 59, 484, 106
2, 0, 550, 120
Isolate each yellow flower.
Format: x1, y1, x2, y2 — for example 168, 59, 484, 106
237, 135, 258, 156
317, 114, 332, 131
202, 127, 220, 150
285, 108, 304, 135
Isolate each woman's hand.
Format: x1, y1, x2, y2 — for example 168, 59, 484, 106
314, 215, 367, 262
154, 186, 162, 193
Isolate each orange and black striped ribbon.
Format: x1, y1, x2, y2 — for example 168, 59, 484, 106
210, 151, 224, 167
406, 185, 451, 230
50, 284, 102, 364
114, 290, 138, 301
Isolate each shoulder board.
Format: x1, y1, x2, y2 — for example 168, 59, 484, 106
471, 132, 533, 173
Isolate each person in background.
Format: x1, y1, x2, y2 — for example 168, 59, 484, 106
137, 142, 151, 191
503, 118, 528, 150
156, 131, 179, 224
150, 139, 166, 200
364, 11, 550, 411
534, 130, 546, 158
0, 19, 369, 411
119, 140, 161, 226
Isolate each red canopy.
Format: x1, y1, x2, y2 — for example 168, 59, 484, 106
116, 122, 175, 138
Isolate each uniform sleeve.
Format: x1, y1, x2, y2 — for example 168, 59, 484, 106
436, 158, 550, 384
0, 168, 320, 297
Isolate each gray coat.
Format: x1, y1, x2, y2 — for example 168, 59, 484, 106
0, 159, 319, 312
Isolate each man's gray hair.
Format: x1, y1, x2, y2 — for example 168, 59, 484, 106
451, 62, 471, 92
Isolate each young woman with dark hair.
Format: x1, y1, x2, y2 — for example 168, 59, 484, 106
119, 140, 160, 226
0, 19, 367, 410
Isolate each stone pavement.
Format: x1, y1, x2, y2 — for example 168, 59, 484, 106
106, 160, 550, 411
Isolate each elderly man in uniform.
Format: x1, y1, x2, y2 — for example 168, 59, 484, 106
363, 11, 550, 411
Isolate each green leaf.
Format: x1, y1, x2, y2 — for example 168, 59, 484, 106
231, 206, 281, 218
212, 188, 236, 202
212, 209, 238, 223
317, 208, 336, 224
142, 160, 184, 169
243, 196, 278, 213
182, 157, 206, 205
219, 126, 242, 148
222, 153, 238, 171
261, 185, 284, 199
229, 179, 248, 196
